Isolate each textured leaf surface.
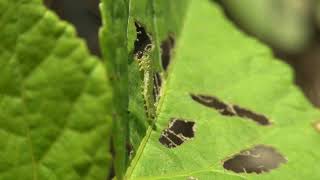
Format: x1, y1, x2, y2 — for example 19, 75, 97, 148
126, 0, 320, 179
0, 0, 112, 179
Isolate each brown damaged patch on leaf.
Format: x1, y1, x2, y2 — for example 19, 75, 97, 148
223, 145, 287, 174
159, 118, 196, 148
134, 21, 153, 59
190, 94, 271, 125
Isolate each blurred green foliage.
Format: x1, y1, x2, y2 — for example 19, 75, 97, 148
220, 0, 314, 53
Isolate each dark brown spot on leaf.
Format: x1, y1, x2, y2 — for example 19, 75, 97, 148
159, 118, 196, 148
223, 145, 287, 174
190, 94, 271, 125
161, 35, 175, 71
134, 21, 153, 59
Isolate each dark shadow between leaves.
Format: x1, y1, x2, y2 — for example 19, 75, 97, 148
44, 0, 102, 56
161, 35, 175, 71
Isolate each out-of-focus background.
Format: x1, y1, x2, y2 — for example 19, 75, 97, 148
45, 0, 320, 107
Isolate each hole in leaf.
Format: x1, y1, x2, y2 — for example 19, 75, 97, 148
233, 105, 270, 125
313, 121, 320, 133
127, 142, 134, 159
44, 0, 102, 56
190, 94, 271, 125
153, 72, 162, 102
223, 145, 287, 174
190, 94, 235, 116
134, 21, 153, 59
159, 118, 196, 148
161, 35, 175, 71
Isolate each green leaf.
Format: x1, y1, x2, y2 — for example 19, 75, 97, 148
100, 0, 130, 178
0, 0, 112, 179
125, 0, 320, 179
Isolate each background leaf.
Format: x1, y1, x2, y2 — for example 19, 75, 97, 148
100, 0, 130, 179
0, 0, 112, 179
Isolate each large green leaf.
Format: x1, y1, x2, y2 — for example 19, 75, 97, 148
0, 0, 112, 179
124, 0, 320, 179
